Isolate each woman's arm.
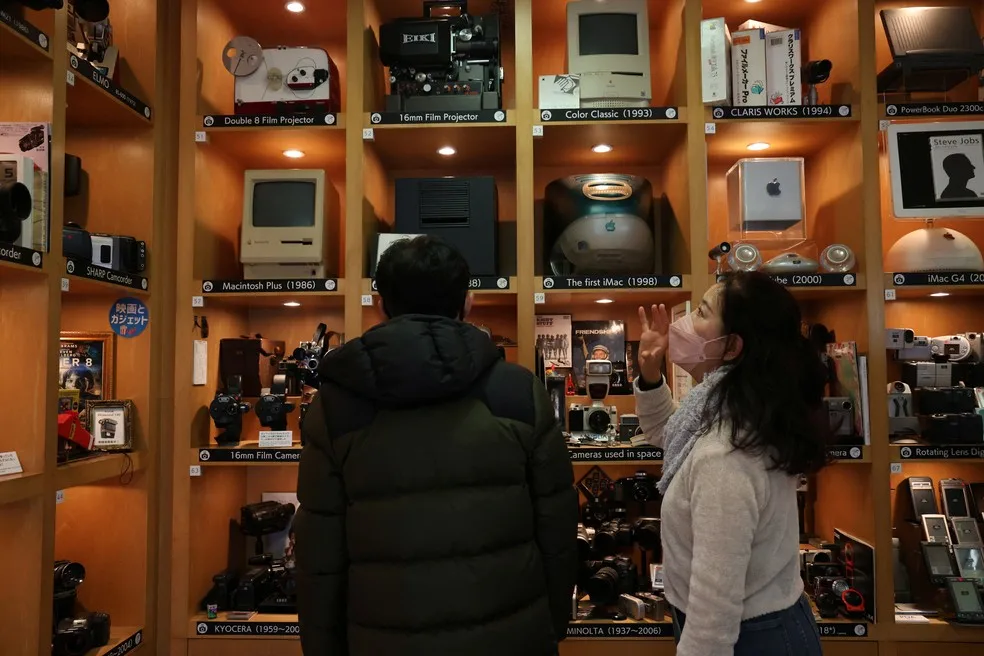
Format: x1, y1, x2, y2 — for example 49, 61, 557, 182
675, 448, 762, 656
633, 375, 676, 448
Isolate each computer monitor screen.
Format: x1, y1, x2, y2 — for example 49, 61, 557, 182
252, 181, 317, 228
888, 121, 984, 219
578, 14, 639, 56
241, 169, 327, 267
567, 0, 649, 76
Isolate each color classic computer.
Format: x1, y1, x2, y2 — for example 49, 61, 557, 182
240, 169, 337, 279
566, 0, 652, 107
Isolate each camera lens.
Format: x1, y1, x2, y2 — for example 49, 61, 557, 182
587, 409, 611, 433
633, 519, 661, 551
54, 561, 85, 589
593, 526, 617, 556
75, 0, 110, 23
585, 567, 619, 605
631, 482, 651, 503
292, 347, 307, 361
306, 358, 320, 370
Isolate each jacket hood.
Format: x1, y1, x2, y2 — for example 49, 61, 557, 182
318, 315, 502, 408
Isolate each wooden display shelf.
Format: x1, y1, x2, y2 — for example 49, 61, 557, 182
201, 113, 346, 132
63, 259, 150, 296
65, 55, 153, 128
0, 12, 51, 63
365, 122, 516, 170
536, 275, 692, 306
890, 444, 984, 463
94, 626, 144, 656
197, 278, 346, 309
190, 612, 300, 639
890, 616, 984, 642
0, 471, 43, 506
194, 441, 302, 467
705, 119, 860, 164
534, 108, 686, 128
883, 273, 984, 299
361, 277, 517, 305
55, 451, 147, 490
704, 106, 858, 124
364, 111, 516, 129
0, 252, 47, 278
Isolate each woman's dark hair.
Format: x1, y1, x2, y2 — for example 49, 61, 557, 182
703, 271, 830, 475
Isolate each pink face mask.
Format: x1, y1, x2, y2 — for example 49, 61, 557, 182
668, 312, 728, 373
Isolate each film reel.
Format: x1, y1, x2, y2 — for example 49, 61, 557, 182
222, 36, 263, 77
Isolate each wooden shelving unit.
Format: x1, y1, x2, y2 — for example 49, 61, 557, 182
6, 0, 984, 655
0, 0, 176, 654
158, 0, 979, 655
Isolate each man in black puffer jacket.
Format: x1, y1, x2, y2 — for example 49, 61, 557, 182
294, 236, 578, 656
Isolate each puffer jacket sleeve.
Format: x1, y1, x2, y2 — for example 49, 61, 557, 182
528, 379, 579, 642
294, 393, 348, 655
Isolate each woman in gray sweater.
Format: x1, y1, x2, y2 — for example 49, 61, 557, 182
634, 272, 828, 656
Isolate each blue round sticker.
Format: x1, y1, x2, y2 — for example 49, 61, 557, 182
109, 297, 149, 338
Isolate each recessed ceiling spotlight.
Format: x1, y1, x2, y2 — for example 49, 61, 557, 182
283, 149, 305, 159
592, 144, 613, 154
745, 0, 762, 4
929, 292, 950, 297
285, 2, 305, 13
746, 142, 771, 151
283, 301, 302, 307
438, 146, 456, 156
595, 298, 614, 304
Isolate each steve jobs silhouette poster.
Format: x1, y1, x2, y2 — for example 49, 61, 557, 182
930, 133, 984, 201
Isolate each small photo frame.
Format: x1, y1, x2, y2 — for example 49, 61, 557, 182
84, 400, 134, 452
59, 332, 116, 401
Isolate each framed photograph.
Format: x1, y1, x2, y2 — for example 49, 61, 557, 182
59, 332, 116, 401
84, 400, 134, 452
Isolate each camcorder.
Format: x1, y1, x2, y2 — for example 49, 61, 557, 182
64, 223, 147, 274
278, 323, 340, 394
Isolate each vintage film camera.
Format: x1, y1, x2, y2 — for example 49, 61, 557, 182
53, 613, 111, 656
221, 36, 341, 115
0, 174, 32, 246
52, 559, 112, 656
279, 323, 341, 394
63, 223, 147, 274
580, 555, 639, 606
614, 471, 660, 506
255, 374, 295, 432
378, 0, 503, 113
568, 359, 618, 435
240, 500, 296, 554
209, 375, 252, 445
230, 554, 297, 614
824, 397, 855, 437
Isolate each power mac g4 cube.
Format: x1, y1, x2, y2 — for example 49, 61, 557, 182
727, 158, 805, 234
394, 177, 498, 277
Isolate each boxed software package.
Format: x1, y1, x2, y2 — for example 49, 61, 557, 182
738, 19, 790, 34
766, 29, 802, 105
0, 122, 51, 252
700, 18, 732, 105
572, 320, 629, 396
731, 29, 767, 106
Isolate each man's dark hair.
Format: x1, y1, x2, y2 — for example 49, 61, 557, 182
375, 235, 470, 318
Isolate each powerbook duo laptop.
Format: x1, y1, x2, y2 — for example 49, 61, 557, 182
878, 6, 984, 94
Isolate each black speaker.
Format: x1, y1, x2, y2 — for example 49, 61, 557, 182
394, 177, 498, 276
64, 154, 82, 197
